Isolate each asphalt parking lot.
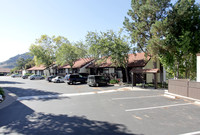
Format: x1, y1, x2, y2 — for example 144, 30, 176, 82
0, 76, 200, 135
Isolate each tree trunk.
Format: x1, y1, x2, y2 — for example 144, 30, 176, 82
48, 67, 51, 76
94, 67, 97, 75
125, 66, 129, 83
56, 66, 58, 76
188, 70, 190, 79
70, 68, 73, 74
153, 60, 157, 68
177, 61, 179, 79
185, 69, 188, 79
153, 60, 157, 86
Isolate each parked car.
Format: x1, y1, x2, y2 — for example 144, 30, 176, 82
52, 76, 65, 83
22, 75, 29, 79
30, 75, 45, 80
46, 75, 56, 82
65, 74, 87, 85
79, 73, 89, 78
87, 75, 108, 87
11, 74, 22, 78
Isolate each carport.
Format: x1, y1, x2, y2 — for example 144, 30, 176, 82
131, 68, 159, 89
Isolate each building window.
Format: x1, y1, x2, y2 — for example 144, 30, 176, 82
116, 69, 123, 78
103, 68, 109, 74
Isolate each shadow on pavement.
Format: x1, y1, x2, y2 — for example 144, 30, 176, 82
0, 101, 139, 135
2, 87, 60, 97
0, 81, 24, 84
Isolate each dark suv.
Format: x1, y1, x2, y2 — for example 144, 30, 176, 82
65, 74, 87, 85
87, 75, 108, 87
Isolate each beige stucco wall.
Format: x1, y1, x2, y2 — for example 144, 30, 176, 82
144, 59, 161, 83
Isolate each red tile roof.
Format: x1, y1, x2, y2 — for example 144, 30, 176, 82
0, 68, 10, 73
88, 52, 150, 68
62, 58, 94, 69
58, 64, 69, 69
128, 53, 150, 67
27, 65, 46, 71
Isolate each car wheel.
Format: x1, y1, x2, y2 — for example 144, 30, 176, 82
72, 81, 76, 85
67, 82, 71, 85
57, 80, 60, 83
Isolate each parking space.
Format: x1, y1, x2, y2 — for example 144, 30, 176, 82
1, 76, 200, 135
107, 91, 200, 135
18, 88, 200, 135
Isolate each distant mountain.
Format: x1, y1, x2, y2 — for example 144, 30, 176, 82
0, 52, 33, 69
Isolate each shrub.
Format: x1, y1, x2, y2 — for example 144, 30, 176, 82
110, 79, 119, 84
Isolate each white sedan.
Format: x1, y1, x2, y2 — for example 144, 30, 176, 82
52, 76, 65, 83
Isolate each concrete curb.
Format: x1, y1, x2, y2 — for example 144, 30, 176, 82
119, 87, 167, 91
164, 90, 200, 104
0, 89, 17, 109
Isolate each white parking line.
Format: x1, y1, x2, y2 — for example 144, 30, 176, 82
112, 95, 162, 100
125, 103, 193, 112
179, 131, 200, 135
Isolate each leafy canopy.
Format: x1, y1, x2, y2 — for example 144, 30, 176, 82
151, 0, 200, 79
124, 0, 171, 57
29, 35, 69, 67
56, 42, 79, 68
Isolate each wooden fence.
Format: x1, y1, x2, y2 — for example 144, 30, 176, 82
168, 79, 200, 100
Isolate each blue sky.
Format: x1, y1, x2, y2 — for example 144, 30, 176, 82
0, 0, 132, 62
0, 0, 199, 63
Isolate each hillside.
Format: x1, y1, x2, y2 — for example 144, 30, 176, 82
0, 52, 33, 69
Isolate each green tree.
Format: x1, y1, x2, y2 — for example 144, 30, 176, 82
74, 41, 89, 59
56, 43, 79, 73
86, 29, 131, 82
123, 0, 171, 61
16, 58, 33, 70
100, 29, 131, 82
85, 31, 105, 74
52, 36, 70, 48
25, 59, 35, 69
30, 35, 69, 75
151, 0, 200, 79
